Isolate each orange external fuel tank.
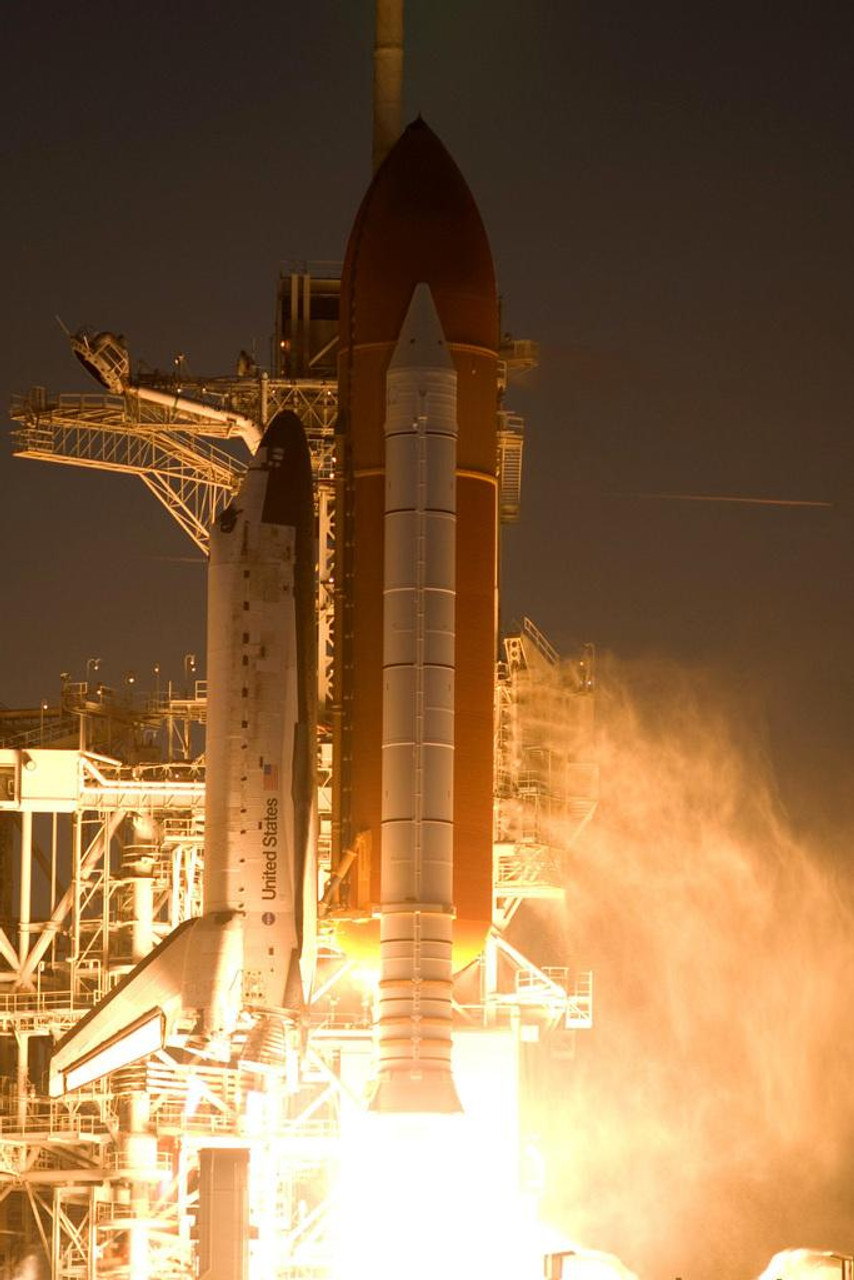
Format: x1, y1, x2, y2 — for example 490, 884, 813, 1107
334, 118, 498, 968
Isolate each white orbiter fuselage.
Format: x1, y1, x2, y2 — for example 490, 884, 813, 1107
49, 411, 317, 1095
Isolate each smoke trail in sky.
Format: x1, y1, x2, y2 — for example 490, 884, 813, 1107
524, 656, 854, 1280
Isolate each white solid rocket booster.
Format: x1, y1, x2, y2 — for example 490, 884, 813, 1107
372, 282, 462, 1114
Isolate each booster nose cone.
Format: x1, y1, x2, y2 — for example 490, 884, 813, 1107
387, 281, 454, 372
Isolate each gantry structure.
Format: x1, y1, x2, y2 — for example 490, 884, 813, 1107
2, 272, 596, 1278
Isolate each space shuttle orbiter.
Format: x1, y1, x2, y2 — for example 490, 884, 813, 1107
49, 410, 317, 1095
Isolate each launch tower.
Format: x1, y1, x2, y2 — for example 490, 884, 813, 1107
1, 7, 597, 1277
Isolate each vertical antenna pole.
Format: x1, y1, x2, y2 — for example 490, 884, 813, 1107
373, 0, 404, 172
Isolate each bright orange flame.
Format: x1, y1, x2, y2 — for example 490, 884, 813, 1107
327, 1028, 639, 1280
329, 1029, 540, 1280
332, 918, 488, 971
331, 1109, 537, 1280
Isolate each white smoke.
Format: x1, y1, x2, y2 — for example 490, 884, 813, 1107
521, 655, 854, 1280
757, 1250, 852, 1280
2, 1252, 47, 1280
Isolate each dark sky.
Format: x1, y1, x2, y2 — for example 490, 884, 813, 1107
3, 3, 854, 1273
2, 7, 853, 826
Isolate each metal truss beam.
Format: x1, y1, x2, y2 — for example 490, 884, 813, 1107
10, 382, 340, 558
11, 390, 246, 555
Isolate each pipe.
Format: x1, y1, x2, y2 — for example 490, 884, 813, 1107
16, 1030, 29, 1129
129, 385, 261, 453
131, 872, 154, 963
318, 845, 358, 918
19, 809, 32, 966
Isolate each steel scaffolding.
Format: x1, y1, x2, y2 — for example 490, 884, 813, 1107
0, 632, 595, 1277
493, 619, 598, 930
2, 297, 596, 1279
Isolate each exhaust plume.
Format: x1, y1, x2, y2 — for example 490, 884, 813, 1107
524, 656, 854, 1280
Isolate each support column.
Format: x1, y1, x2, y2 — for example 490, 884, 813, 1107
69, 813, 82, 997
19, 809, 32, 967
15, 1030, 29, 1129
50, 813, 58, 935
372, 0, 404, 172
120, 1090, 155, 1280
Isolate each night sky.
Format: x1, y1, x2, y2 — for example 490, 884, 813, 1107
4, 3, 853, 842
3, 3, 852, 821
3, 0, 854, 1270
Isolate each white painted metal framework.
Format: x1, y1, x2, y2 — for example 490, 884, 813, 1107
494, 618, 598, 930
2, 316, 597, 1279
9, 379, 337, 555
0, 623, 596, 1277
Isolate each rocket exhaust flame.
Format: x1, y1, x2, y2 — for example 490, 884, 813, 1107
334, 1106, 531, 1280
331, 1110, 640, 1280
331, 1029, 609, 1280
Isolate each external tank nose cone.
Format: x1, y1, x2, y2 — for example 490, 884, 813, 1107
340, 118, 498, 352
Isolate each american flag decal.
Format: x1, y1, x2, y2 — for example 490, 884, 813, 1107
263, 762, 279, 791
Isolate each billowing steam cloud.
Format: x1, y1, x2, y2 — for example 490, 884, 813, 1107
524, 656, 854, 1280
2, 1252, 47, 1280
758, 1250, 854, 1280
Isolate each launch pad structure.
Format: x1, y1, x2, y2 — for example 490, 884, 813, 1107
5, 6, 599, 1263
2, 270, 597, 1277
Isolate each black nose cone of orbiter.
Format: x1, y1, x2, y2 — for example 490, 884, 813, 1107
259, 410, 314, 531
